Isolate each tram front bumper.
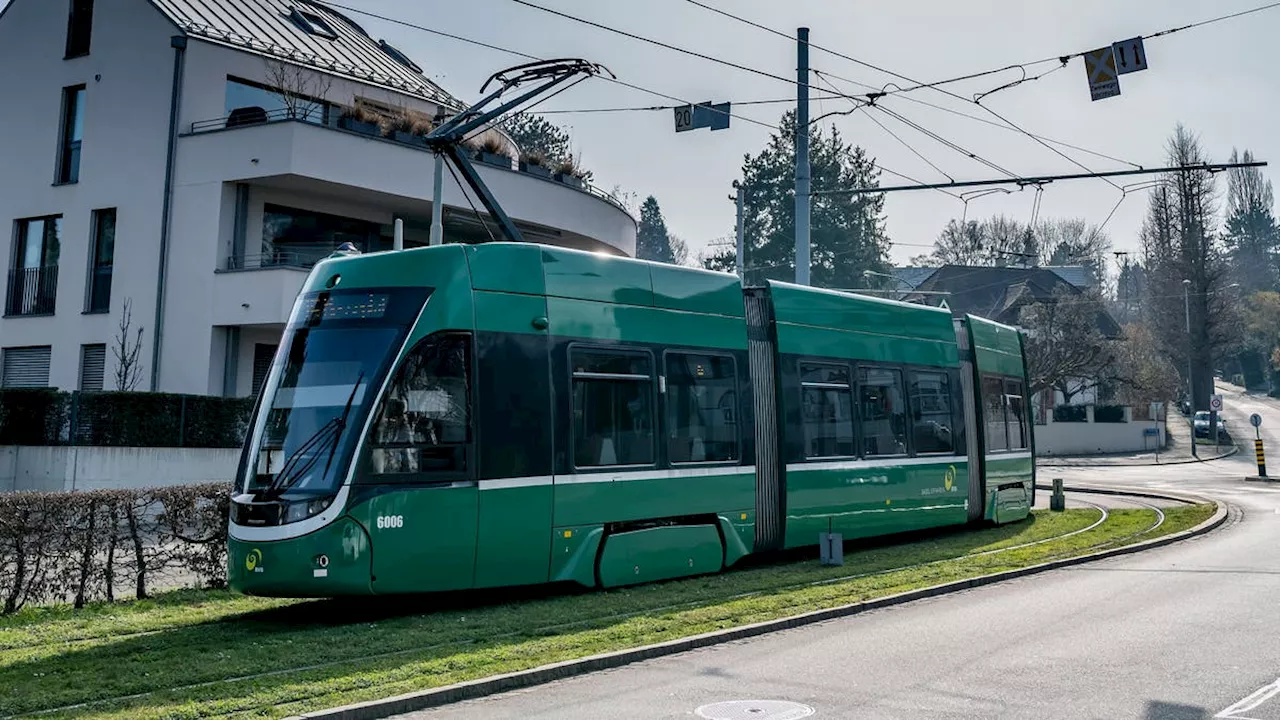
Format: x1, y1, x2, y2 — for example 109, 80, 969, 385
228, 516, 373, 597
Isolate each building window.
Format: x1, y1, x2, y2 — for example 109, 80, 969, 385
1, 346, 52, 388
800, 362, 854, 459
858, 367, 908, 457
65, 0, 93, 58
6, 216, 61, 317
982, 375, 1009, 452
85, 208, 114, 313
224, 77, 330, 125
368, 333, 472, 476
909, 370, 954, 455
79, 343, 105, 391
260, 203, 379, 268
251, 343, 277, 397
289, 8, 339, 39
57, 86, 86, 184
1005, 379, 1028, 450
572, 349, 654, 468
666, 353, 737, 463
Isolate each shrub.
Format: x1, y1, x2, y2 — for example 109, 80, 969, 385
1093, 405, 1127, 423
0, 483, 231, 613
0, 391, 253, 448
1053, 404, 1088, 423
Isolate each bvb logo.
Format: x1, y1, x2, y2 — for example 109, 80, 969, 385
245, 548, 263, 572
943, 465, 956, 492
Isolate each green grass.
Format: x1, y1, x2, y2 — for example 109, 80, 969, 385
0, 504, 1216, 720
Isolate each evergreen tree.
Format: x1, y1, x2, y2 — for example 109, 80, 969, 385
1224, 148, 1279, 292
636, 196, 676, 263
501, 112, 571, 165
737, 111, 890, 287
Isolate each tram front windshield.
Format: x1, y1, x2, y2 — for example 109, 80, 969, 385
240, 287, 429, 502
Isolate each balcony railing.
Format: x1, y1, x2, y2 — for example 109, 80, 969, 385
226, 243, 342, 271
185, 112, 636, 219
6, 265, 58, 316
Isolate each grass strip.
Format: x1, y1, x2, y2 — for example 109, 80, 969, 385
0, 505, 1213, 719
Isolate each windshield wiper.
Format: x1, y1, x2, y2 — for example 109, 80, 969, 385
262, 373, 365, 501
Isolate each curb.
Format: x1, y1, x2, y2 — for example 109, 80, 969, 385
293, 491, 1228, 720
1039, 444, 1239, 468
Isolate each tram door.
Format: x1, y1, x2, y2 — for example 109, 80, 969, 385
956, 320, 984, 523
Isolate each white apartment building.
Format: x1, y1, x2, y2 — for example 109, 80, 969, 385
0, 0, 637, 398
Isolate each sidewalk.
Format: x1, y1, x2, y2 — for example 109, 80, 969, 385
1038, 429, 1239, 467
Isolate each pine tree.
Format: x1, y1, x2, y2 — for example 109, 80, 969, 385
737, 111, 890, 287
1224, 148, 1279, 292
636, 196, 675, 263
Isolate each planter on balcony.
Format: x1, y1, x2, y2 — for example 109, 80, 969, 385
476, 151, 512, 169
554, 173, 585, 189
392, 130, 426, 147
519, 161, 552, 179
338, 116, 380, 136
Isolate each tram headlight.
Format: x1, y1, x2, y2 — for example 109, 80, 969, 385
284, 496, 335, 523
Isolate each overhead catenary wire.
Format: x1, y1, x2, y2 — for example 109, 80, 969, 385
315, 0, 788, 132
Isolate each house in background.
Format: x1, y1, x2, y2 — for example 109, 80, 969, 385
898, 264, 1161, 456
0, 0, 637, 398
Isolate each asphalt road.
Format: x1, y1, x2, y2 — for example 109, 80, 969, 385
401, 385, 1280, 720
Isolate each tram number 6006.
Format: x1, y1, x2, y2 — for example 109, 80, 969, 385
376, 515, 404, 530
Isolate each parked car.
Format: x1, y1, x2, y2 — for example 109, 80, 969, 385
1193, 411, 1230, 442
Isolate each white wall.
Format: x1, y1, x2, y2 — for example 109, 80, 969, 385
0, 0, 178, 391
1034, 406, 1167, 456
0, 446, 239, 492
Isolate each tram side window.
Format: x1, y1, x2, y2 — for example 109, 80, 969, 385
1005, 378, 1028, 450
368, 333, 471, 475
800, 363, 854, 458
982, 375, 1008, 452
909, 370, 954, 454
572, 350, 655, 467
859, 367, 908, 457
666, 353, 738, 463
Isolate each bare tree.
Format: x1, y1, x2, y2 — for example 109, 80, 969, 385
112, 298, 145, 392
1019, 286, 1115, 403
1140, 125, 1241, 410
263, 59, 332, 121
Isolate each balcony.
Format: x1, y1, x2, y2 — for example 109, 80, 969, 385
5, 266, 58, 317
179, 114, 638, 256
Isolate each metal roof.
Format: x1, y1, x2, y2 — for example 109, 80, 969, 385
1045, 266, 1095, 289
150, 0, 461, 108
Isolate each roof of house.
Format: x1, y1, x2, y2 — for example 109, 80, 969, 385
903, 265, 1121, 337
890, 266, 938, 291
1045, 266, 1095, 289
151, 0, 461, 108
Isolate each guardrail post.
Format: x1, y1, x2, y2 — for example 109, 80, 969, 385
1050, 478, 1065, 512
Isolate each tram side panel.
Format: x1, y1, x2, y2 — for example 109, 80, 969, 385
763, 282, 971, 549
965, 315, 1034, 524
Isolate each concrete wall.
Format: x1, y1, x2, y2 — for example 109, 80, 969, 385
1034, 406, 1166, 456
0, 446, 238, 492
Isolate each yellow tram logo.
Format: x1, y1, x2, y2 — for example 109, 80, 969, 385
245, 548, 263, 572
944, 465, 956, 492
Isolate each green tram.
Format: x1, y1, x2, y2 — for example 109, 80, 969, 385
228, 242, 1034, 597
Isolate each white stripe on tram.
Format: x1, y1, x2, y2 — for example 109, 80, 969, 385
786, 455, 967, 474
986, 451, 1034, 461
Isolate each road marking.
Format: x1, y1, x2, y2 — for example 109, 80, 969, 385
1216, 677, 1280, 718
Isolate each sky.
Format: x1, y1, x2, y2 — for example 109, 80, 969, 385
11, 0, 1279, 272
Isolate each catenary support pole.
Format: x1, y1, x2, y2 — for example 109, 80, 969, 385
430, 153, 444, 246
735, 183, 745, 280
795, 27, 810, 286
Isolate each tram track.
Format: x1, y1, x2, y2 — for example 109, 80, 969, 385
7, 489, 1191, 720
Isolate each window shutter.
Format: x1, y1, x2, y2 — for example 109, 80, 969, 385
2, 346, 52, 388
252, 344, 277, 396
80, 344, 106, 391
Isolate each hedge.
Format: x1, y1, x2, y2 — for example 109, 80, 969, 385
0, 483, 230, 613
0, 389, 253, 447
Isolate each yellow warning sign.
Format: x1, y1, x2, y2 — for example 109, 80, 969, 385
1084, 47, 1120, 101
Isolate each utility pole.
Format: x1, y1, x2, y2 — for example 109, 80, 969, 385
734, 181, 745, 280
1184, 278, 1197, 458
430, 152, 444, 246
795, 27, 811, 286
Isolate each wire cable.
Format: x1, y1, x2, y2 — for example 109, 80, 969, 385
444, 159, 499, 244
872, 103, 1018, 179
861, 106, 954, 183
315, 0, 787, 132
503, 0, 869, 104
